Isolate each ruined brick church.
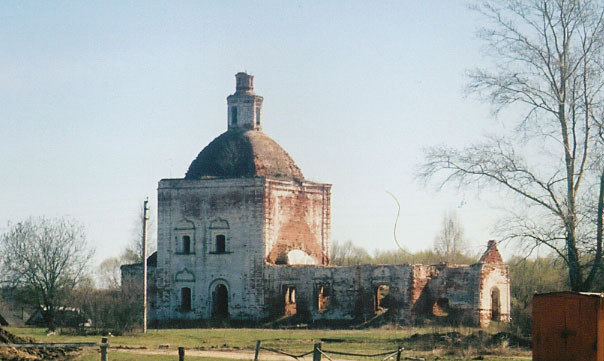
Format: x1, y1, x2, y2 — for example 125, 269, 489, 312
122, 73, 510, 327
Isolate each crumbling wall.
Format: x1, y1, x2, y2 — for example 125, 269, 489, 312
409, 265, 435, 315
120, 257, 158, 318
264, 179, 331, 265
478, 264, 511, 327
425, 265, 481, 325
265, 264, 414, 323
476, 241, 511, 327
263, 261, 508, 327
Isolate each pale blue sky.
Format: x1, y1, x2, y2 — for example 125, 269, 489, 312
0, 1, 509, 264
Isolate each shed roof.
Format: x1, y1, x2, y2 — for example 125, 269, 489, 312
534, 291, 604, 298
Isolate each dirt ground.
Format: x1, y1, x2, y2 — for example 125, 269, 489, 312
2, 327, 531, 361
101, 347, 530, 361
113, 347, 344, 360
0, 328, 79, 361
103, 330, 531, 361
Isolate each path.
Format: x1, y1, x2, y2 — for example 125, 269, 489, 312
113, 347, 359, 360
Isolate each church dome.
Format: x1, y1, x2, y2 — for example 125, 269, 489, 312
185, 129, 304, 180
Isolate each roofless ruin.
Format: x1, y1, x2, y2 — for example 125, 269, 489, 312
122, 73, 510, 327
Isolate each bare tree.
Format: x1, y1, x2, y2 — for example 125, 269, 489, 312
421, 0, 604, 291
71, 275, 142, 334
330, 240, 372, 266
0, 217, 94, 330
96, 257, 123, 289
433, 211, 468, 262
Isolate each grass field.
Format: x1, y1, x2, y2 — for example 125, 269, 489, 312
77, 352, 245, 361
6, 326, 531, 360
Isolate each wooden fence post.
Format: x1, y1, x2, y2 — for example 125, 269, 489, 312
396, 345, 402, 361
313, 342, 322, 361
178, 346, 185, 361
254, 340, 261, 361
100, 337, 108, 361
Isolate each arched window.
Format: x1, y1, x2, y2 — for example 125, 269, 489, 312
181, 287, 191, 311
174, 218, 195, 255
231, 107, 238, 125
256, 107, 261, 126
316, 283, 331, 313
182, 235, 191, 254
216, 234, 226, 253
284, 286, 297, 316
209, 218, 229, 254
491, 287, 501, 321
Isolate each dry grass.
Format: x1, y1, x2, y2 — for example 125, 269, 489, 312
6, 326, 531, 361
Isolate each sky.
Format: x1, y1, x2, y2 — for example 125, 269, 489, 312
0, 1, 513, 265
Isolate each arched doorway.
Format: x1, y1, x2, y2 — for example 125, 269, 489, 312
491, 287, 500, 321
212, 284, 229, 318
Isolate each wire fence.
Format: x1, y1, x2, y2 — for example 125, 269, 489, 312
254, 340, 426, 361
1, 337, 426, 361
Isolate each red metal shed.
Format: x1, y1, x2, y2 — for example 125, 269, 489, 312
533, 292, 604, 361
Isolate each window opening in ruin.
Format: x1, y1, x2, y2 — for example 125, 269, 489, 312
491, 287, 501, 321
256, 107, 261, 126
275, 253, 288, 265
316, 283, 331, 313
211, 284, 229, 318
182, 235, 191, 254
284, 286, 297, 316
215, 234, 226, 253
374, 284, 390, 314
432, 297, 449, 317
231, 107, 238, 125
181, 287, 191, 312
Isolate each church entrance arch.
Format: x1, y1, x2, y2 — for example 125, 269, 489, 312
211, 282, 229, 319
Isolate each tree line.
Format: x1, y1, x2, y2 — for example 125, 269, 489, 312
0, 216, 148, 334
